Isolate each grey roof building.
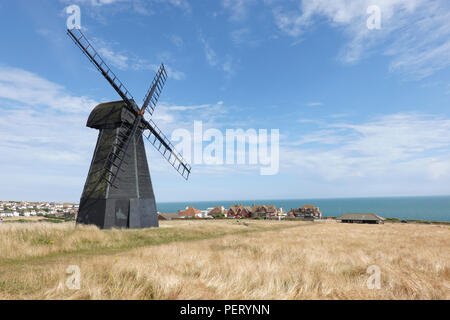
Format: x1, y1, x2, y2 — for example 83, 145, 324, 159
158, 213, 180, 220
337, 213, 385, 224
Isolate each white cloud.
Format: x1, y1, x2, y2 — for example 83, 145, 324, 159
132, 60, 185, 80
162, 103, 217, 112
229, 28, 261, 47
272, 0, 450, 78
222, 0, 255, 21
222, 55, 235, 77
87, 37, 185, 80
0, 67, 97, 113
68, 0, 128, 6
64, 0, 191, 12
230, 28, 250, 44
170, 34, 184, 48
200, 36, 236, 77
166, 0, 191, 13
0, 67, 100, 201
152, 101, 226, 126
282, 112, 450, 182
98, 47, 129, 70
200, 37, 218, 67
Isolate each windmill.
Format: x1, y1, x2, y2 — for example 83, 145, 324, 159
67, 28, 191, 229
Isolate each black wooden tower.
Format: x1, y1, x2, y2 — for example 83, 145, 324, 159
67, 28, 191, 229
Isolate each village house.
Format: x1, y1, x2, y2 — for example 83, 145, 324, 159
207, 206, 226, 217
198, 208, 214, 218
227, 205, 252, 218
0, 200, 80, 219
288, 205, 322, 220
63, 203, 74, 209
178, 206, 202, 218
251, 205, 278, 218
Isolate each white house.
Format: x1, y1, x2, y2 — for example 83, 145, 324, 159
199, 209, 214, 218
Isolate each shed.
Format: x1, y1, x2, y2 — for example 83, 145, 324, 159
337, 213, 385, 224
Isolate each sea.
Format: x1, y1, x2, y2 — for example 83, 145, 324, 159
156, 196, 450, 222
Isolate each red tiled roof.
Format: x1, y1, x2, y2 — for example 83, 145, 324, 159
178, 206, 201, 217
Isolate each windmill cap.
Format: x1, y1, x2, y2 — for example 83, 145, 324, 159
87, 100, 138, 129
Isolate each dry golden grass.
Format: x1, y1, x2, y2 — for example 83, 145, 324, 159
1, 216, 46, 222
0, 220, 448, 300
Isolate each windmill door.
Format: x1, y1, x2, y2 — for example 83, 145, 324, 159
114, 200, 130, 228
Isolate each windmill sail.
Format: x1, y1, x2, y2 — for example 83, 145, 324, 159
67, 28, 191, 186
143, 119, 191, 180
142, 64, 168, 117
67, 28, 137, 113
68, 27, 142, 187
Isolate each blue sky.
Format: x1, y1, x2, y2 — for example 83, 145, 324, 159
0, 0, 450, 202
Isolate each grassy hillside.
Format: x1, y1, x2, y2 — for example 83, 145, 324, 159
0, 220, 448, 299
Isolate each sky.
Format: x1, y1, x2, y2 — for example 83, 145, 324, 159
0, 0, 449, 203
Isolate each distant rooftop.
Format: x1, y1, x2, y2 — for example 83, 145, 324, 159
337, 213, 385, 221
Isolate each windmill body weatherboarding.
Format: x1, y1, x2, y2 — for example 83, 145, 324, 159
67, 28, 191, 229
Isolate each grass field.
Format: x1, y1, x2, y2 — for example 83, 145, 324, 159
0, 220, 448, 300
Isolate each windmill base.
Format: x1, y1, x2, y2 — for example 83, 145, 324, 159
77, 198, 159, 229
